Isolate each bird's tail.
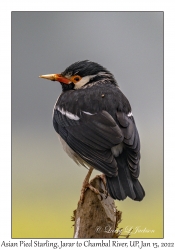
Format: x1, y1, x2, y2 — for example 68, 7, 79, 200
106, 160, 145, 201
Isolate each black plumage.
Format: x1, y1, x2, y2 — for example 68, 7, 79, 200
41, 60, 145, 201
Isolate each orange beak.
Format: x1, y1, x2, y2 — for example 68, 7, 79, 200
39, 74, 71, 84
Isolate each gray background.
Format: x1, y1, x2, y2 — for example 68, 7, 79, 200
12, 12, 163, 238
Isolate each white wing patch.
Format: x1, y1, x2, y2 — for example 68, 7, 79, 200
82, 111, 95, 115
57, 107, 80, 120
127, 112, 133, 117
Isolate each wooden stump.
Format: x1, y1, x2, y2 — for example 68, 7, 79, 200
73, 177, 122, 238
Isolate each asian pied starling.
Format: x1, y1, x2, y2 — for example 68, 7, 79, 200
39, 60, 145, 202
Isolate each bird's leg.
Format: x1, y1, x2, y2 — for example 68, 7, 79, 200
79, 167, 102, 204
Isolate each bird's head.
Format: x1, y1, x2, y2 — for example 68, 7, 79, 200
39, 60, 117, 91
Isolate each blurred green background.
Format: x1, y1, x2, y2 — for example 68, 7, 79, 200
12, 12, 163, 238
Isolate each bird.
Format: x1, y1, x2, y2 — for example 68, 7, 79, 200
39, 60, 145, 202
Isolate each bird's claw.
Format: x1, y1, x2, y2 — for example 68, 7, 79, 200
78, 176, 109, 205
78, 182, 104, 205
90, 174, 109, 199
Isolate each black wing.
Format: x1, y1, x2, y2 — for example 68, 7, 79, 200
116, 111, 141, 179
105, 111, 145, 201
53, 109, 123, 176
53, 107, 145, 200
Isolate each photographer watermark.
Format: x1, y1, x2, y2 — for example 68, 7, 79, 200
96, 225, 155, 235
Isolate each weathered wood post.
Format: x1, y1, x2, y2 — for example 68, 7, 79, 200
72, 177, 122, 238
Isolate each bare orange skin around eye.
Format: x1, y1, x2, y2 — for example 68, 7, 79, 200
70, 75, 82, 83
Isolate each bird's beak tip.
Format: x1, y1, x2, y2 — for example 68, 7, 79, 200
39, 74, 56, 81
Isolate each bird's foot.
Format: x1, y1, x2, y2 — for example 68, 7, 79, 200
78, 174, 109, 205
90, 174, 108, 199
78, 181, 103, 205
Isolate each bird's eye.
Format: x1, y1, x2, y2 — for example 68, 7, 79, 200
71, 75, 82, 83
74, 77, 80, 81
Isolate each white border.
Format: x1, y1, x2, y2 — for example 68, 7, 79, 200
1, 0, 175, 247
